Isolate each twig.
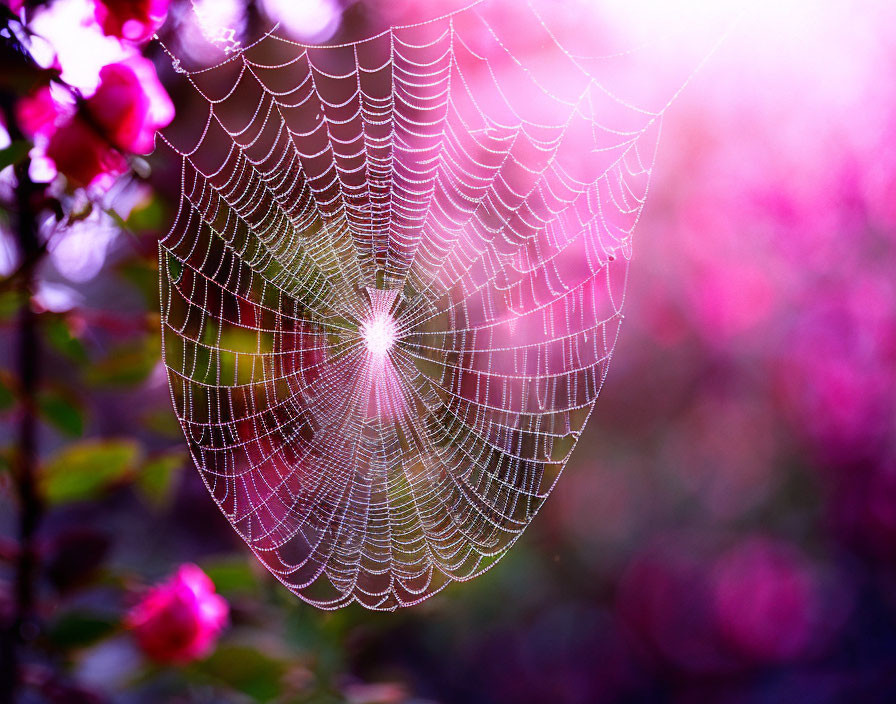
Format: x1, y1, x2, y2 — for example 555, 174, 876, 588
0, 92, 44, 704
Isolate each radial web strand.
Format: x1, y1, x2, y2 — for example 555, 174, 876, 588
159, 0, 671, 609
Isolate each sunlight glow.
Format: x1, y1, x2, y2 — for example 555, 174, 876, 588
362, 314, 397, 359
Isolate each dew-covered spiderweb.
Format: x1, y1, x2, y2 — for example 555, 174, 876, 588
157, 0, 703, 609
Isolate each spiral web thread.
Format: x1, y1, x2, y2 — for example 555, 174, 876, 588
159, 0, 665, 610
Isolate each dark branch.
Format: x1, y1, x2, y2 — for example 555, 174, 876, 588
0, 31, 45, 704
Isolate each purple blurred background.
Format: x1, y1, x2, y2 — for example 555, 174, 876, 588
1, 0, 895, 702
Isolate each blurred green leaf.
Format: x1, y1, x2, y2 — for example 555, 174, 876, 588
193, 645, 288, 702
0, 291, 25, 320
201, 558, 259, 597
0, 376, 13, 410
166, 254, 183, 284
0, 140, 30, 171
118, 258, 159, 307
86, 336, 159, 387
283, 608, 345, 680
42, 439, 141, 505
126, 196, 166, 232
47, 611, 118, 650
136, 450, 185, 507
37, 390, 84, 436
44, 317, 88, 364
141, 408, 182, 438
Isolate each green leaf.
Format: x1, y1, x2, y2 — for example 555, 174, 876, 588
0, 291, 25, 320
0, 140, 30, 172
126, 196, 166, 232
0, 377, 13, 411
44, 317, 88, 364
85, 335, 159, 387
37, 391, 84, 436
136, 450, 185, 507
166, 254, 183, 284
140, 408, 182, 438
193, 645, 287, 702
118, 258, 159, 307
47, 610, 118, 650
42, 439, 141, 505
201, 558, 259, 597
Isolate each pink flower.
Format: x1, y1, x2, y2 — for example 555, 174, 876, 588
16, 86, 69, 139
126, 564, 228, 665
46, 116, 127, 188
775, 284, 895, 462
2, 0, 25, 14
86, 57, 174, 155
711, 538, 818, 663
94, 0, 169, 43
260, 0, 341, 43
617, 539, 735, 674
44, 56, 173, 188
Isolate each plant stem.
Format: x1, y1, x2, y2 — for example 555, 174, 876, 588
0, 109, 43, 704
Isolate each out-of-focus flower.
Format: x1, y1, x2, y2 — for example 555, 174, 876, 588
620, 536, 843, 673
86, 57, 174, 154
15, 85, 74, 183
44, 56, 172, 187
94, 0, 169, 43
46, 116, 127, 188
179, 0, 245, 64
775, 282, 896, 463
48, 210, 120, 283
343, 682, 408, 704
664, 391, 776, 519
29, 0, 131, 93
126, 564, 228, 665
711, 537, 818, 663
260, 0, 341, 43
33, 280, 83, 312
0, 227, 19, 277
2, 0, 25, 14
16, 85, 70, 139
617, 539, 735, 674
690, 261, 775, 343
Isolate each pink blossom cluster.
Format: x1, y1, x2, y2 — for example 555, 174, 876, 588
618, 536, 841, 671
11, 0, 173, 189
630, 2, 896, 471
126, 564, 229, 664
569, 2, 896, 678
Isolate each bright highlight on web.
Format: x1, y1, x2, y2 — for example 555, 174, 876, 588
362, 310, 397, 359
158, 0, 714, 609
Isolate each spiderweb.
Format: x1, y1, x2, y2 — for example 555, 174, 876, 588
158, 0, 682, 610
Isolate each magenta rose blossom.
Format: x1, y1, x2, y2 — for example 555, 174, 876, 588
46, 117, 128, 188
45, 56, 173, 188
87, 57, 174, 155
15, 85, 68, 139
94, 0, 169, 43
126, 564, 228, 665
